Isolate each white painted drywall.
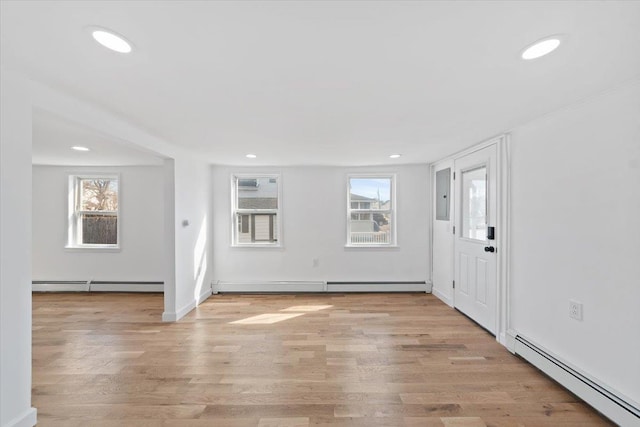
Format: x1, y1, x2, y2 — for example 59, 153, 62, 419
32, 165, 165, 283
162, 158, 177, 317
169, 154, 213, 319
212, 164, 429, 284
1, 69, 37, 426
509, 80, 640, 404
431, 160, 455, 306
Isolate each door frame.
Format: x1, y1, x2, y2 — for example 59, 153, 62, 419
429, 134, 512, 347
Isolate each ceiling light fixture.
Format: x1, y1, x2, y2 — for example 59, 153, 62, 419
389, 154, 402, 159
246, 154, 257, 159
521, 36, 563, 60
90, 28, 133, 53
71, 146, 90, 152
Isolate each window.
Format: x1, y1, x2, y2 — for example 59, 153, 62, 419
232, 174, 281, 246
68, 175, 119, 248
347, 175, 395, 246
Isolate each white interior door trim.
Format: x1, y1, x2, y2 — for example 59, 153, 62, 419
496, 134, 513, 349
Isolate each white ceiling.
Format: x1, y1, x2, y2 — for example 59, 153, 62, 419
32, 109, 165, 166
2, 1, 640, 166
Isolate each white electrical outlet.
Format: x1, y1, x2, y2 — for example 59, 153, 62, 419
569, 300, 583, 321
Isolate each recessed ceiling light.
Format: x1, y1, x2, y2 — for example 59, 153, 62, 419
521, 36, 563, 60
246, 154, 257, 159
71, 146, 90, 152
389, 154, 402, 159
91, 28, 133, 53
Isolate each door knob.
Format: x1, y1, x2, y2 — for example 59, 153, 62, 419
484, 246, 495, 253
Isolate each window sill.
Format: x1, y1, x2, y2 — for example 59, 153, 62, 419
344, 244, 399, 249
65, 245, 121, 253
231, 243, 283, 249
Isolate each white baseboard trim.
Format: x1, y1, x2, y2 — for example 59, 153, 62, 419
504, 329, 518, 353
514, 334, 640, 426
162, 302, 193, 322
432, 287, 453, 307
162, 289, 212, 323
3, 407, 37, 427
197, 287, 213, 305
33, 281, 163, 292
175, 299, 196, 320
162, 311, 177, 322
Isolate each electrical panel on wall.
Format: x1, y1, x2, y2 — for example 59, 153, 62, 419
435, 168, 451, 221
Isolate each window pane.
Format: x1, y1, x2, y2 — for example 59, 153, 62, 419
240, 215, 249, 233
351, 213, 372, 221
237, 177, 278, 209
81, 179, 118, 211
349, 178, 391, 210
235, 213, 278, 243
82, 213, 117, 244
461, 166, 487, 240
253, 214, 273, 241
236, 214, 251, 243
350, 212, 391, 244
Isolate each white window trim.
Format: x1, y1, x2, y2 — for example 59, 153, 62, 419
346, 173, 397, 248
66, 173, 121, 250
231, 173, 283, 248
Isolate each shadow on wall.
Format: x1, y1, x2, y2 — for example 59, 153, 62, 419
193, 215, 208, 299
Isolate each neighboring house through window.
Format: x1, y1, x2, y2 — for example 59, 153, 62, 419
232, 174, 281, 246
68, 175, 119, 248
347, 175, 395, 246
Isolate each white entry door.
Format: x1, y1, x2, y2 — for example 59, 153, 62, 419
454, 144, 497, 334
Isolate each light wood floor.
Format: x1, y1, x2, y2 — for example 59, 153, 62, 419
32, 292, 612, 426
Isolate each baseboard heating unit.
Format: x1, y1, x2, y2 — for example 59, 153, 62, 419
326, 281, 429, 292
214, 280, 430, 293
33, 280, 164, 292
514, 335, 640, 426
215, 281, 325, 293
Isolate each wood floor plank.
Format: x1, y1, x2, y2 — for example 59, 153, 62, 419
32, 292, 613, 426
257, 417, 309, 427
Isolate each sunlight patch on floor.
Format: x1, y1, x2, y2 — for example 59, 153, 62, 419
230, 312, 306, 325
231, 305, 333, 325
280, 305, 333, 312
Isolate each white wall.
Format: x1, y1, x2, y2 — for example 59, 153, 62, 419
431, 160, 454, 305
212, 164, 429, 284
509, 81, 640, 404
165, 154, 213, 320
1, 69, 37, 427
32, 165, 165, 283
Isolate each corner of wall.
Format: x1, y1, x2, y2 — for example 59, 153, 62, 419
502, 329, 518, 353
3, 407, 37, 427
432, 287, 453, 307
161, 311, 177, 322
